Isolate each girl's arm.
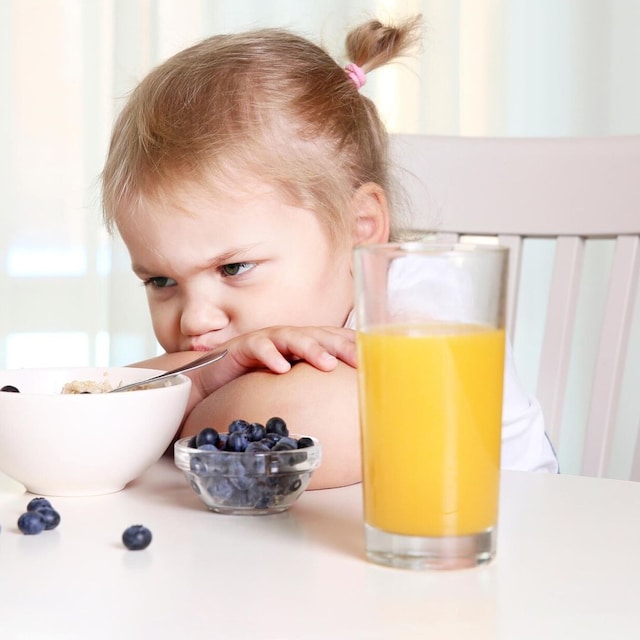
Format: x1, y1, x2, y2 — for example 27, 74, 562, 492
130, 325, 356, 415
181, 360, 361, 490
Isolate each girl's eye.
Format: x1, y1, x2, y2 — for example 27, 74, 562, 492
221, 262, 255, 277
144, 276, 177, 289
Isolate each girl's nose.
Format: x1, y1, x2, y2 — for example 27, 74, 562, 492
179, 293, 229, 337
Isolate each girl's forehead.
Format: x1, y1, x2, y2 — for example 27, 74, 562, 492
163, 172, 280, 210
120, 175, 317, 238
117, 173, 283, 231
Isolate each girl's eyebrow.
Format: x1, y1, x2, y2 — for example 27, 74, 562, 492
131, 244, 261, 277
205, 244, 260, 268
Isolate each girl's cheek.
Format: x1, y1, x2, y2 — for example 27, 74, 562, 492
150, 305, 179, 340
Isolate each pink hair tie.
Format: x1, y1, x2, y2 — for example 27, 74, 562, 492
345, 63, 367, 89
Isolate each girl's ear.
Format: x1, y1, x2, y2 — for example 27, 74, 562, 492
351, 182, 390, 246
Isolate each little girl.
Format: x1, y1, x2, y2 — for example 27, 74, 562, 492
101, 16, 558, 488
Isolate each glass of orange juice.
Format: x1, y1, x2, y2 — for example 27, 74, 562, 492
354, 242, 509, 570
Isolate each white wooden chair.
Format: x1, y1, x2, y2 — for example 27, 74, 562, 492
390, 133, 640, 480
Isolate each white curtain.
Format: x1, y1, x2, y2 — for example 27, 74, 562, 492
2, 0, 639, 475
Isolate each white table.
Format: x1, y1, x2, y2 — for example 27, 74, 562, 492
1, 458, 639, 639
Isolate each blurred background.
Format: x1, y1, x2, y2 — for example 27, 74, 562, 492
1, 0, 639, 476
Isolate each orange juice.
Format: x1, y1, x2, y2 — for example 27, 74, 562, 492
357, 323, 505, 538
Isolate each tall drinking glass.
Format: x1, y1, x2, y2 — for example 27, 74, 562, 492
354, 242, 508, 570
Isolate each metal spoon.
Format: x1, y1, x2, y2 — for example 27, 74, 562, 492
110, 348, 228, 393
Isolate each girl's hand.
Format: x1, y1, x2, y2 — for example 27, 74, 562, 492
190, 325, 356, 403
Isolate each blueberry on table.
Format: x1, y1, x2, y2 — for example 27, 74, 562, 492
122, 525, 152, 550
18, 512, 46, 535
1, 385, 19, 393
26, 497, 52, 512
265, 416, 289, 437
38, 507, 61, 531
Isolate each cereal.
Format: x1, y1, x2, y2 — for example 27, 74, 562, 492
61, 380, 114, 394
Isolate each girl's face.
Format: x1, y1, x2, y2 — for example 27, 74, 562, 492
117, 176, 356, 353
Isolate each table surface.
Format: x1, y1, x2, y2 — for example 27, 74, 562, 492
1, 457, 639, 640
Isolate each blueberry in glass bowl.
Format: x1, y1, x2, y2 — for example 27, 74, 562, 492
174, 418, 322, 515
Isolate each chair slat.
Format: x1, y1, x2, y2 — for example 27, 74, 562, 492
582, 235, 640, 476
498, 235, 523, 341
536, 237, 585, 445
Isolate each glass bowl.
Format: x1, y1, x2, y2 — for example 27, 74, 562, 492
174, 434, 322, 515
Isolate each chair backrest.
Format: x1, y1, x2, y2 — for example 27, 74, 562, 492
390, 133, 640, 480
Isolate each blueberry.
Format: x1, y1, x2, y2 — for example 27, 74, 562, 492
253, 493, 272, 510
122, 525, 152, 550
225, 431, 248, 452
273, 437, 298, 451
247, 422, 266, 442
244, 451, 267, 475
263, 433, 281, 447
190, 455, 207, 475
197, 443, 217, 451
1, 385, 19, 393
26, 497, 52, 512
38, 507, 61, 531
266, 416, 288, 437
217, 433, 229, 449
228, 458, 252, 491
247, 481, 272, 508
245, 441, 271, 453
227, 457, 247, 475
206, 477, 234, 502
286, 451, 307, 466
195, 427, 219, 448
187, 435, 197, 448
230, 476, 253, 492
297, 437, 314, 449
289, 478, 303, 493
268, 475, 290, 496
18, 512, 45, 535
228, 419, 250, 434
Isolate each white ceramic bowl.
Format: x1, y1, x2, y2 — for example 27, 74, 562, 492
0, 367, 191, 496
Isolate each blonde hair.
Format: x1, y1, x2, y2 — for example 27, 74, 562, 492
101, 17, 422, 243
